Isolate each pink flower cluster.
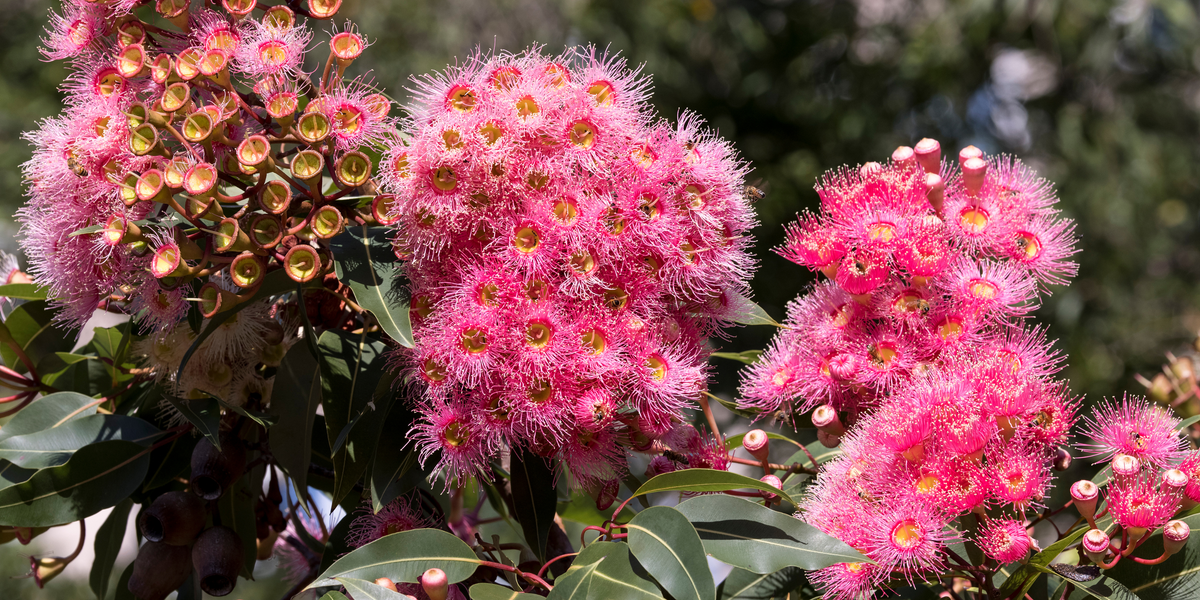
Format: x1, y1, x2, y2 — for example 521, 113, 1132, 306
1072, 395, 1194, 566
382, 47, 757, 488
741, 141, 1080, 597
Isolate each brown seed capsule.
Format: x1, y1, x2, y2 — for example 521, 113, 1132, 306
190, 432, 247, 501
128, 541, 192, 600
192, 526, 244, 596
141, 491, 207, 546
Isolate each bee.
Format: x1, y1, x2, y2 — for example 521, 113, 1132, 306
744, 183, 765, 202
67, 154, 88, 178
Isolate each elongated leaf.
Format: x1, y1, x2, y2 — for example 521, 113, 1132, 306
676, 495, 865, 573
722, 292, 779, 326
0, 413, 160, 469
337, 577, 416, 600
218, 469, 261, 578
0, 391, 99, 443
35, 352, 93, 386
330, 226, 413, 347
627, 506, 716, 600
709, 394, 762, 419
550, 541, 663, 600
558, 489, 634, 527
318, 329, 395, 507
633, 468, 795, 506
308, 528, 480, 588
469, 583, 544, 600
90, 498, 133, 600
0, 283, 48, 300
0, 439, 151, 527
321, 593, 350, 600
370, 400, 420, 512
0, 301, 74, 375
162, 395, 221, 449
510, 448, 558, 560
1084, 511, 1200, 599
114, 560, 136, 600
69, 219, 153, 237
710, 350, 763, 365
717, 567, 808, 599
269, 342, 322, 492
1176, 415, 1200, 430
999, 524, 1093, 598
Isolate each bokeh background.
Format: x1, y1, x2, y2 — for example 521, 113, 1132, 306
3, 0, 1200, 596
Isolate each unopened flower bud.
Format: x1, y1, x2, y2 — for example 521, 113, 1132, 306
914, 138, 941, 173
1053, 447, 1072, 471
742, 429, 770, 462
1082, 529, 1111, 565
1071, 480, 1099, 522
812, 404, 845, 437
759, 474, 782, 504
1162, 469, 1188, 498
816, 428, 841, 448
924, 172, 945, 215
1164, 520, 1190, 558
962, 157, 987, 195
958, 145, 983, 165
375, 578, 398, 592
891, 146, 915, 168
859, 161, 882, 177
1112, 454, 1141, 482
421, 567, 449, 600
595, 478, 620, 511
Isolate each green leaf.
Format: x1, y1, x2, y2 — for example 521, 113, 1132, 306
550, 541, 663, 600
675, 494, 866, 573
0, 413, 161, 469
114, 559, 136, 600
89, 498, 133, 600
722, 292, 779, 326
269, 342, 322, 493
1176, 415, 1200, 430
717, 567, 808, 599
162, 395, 221, 449
557, 489, 634, 527
0, 301, 74, 375
142, 432, 197, 492
708, 394, 763, 419
1085, 511, 1200, 599
370, 401, 420, 512
626, 506, 716, 600
337, 577, 417, 600
469, 583, 544, 600
330, 226, 413, 347
35, 352, 94, 386
633, 468, 795, 506
318, 329, 395, 507
0, 391, 100, 443
0, 439, 151, 527
69, 219, 153, 237
999, 524, 1092, 599
710, 350, 763, 365
307, 528, 480, 588
1052, 571, 1140, 600
510, 447, 558, 560
321, 593, 351, 600
0, 283, 48, 300
218, 468, 261, 579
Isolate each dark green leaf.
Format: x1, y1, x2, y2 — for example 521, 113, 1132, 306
0, 413, 161, 469
143, 433, 197, 492
469, 583, 544, 600
338, 577, 417, 600
114, 559, 136, 600
307, 528, 480, 588
321, 593, 351, 600
35, 352, 93, 386
510, 448, 558, 561
676, 494, 866, 573
710, 350, 763, 365
0, 301, 74, 375
330, 226, 413, 347
218, 467, 262, 579
626, 506, 716, 600
162, 395, 221, 449
633, 468, 795, 506
549, 541, 663, 600
717, 567, 808, 599
0, 391, 100, 443
90, 498, 133, 600
318, 329, 394, 507
370, 400, 420, 512
722, 292, 779, 327
318, 504, 356, 575
269, 342, 322, 492
0, 283, 48, 300
0, 439, 151, 527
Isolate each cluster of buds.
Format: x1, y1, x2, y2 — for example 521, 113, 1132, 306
745, 142, 1080, 598
21, 0, 391, 337
383, 47, 758, 490
1071, 395, 1194, 568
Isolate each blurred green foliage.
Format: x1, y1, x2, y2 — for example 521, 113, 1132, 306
4, 0, 1200, 403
